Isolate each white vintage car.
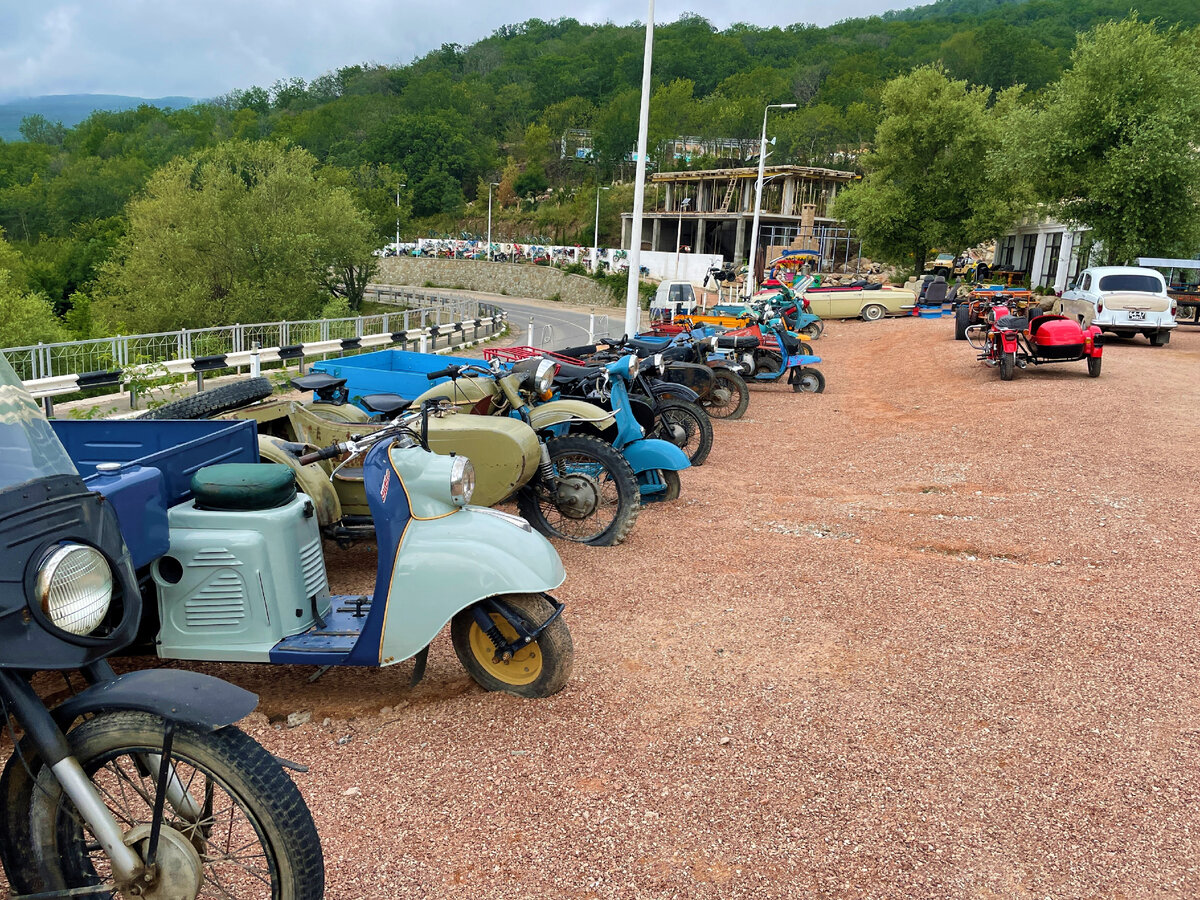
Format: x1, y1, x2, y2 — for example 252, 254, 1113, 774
1057, 266, 1177, 346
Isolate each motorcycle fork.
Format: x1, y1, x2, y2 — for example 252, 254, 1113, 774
0, 670, 143, 886
469, 595, 565, 663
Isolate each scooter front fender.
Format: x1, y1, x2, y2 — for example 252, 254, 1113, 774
376, 508, 566, 666
529, 399, 616, 433
621, 438, 691, 474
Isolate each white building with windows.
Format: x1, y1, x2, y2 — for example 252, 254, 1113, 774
993, 212, 1095, 291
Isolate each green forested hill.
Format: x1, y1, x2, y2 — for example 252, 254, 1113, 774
1, 0, 1197, 319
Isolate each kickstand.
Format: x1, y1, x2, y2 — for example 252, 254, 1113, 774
307, 665, 332, 684
409, 646, 430, 687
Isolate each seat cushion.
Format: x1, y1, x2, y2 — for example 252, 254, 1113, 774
360, 393, 413, 415
192, 464, 298, 512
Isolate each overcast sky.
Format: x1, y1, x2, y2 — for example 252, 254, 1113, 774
0, 0, 920, 102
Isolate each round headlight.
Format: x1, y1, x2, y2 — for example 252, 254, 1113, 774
449, 456, 475, 506
624, 354, 638, 380
36, 544, 113, 636
653, 352, 665, 374
534, 358, 557, 394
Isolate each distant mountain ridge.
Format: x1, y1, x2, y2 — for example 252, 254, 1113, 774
0, 94, 200, 142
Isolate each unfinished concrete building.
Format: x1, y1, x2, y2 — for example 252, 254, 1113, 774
620, 165, 861, 268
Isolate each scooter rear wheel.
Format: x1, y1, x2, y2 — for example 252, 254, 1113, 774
452, 594, 573, 698
701, 369, 750, 420
650, 400, 713, 466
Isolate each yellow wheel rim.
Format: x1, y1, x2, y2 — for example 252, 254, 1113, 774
468, 613, 543, 686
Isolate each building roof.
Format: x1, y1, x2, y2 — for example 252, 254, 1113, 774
649, 165, 858, 183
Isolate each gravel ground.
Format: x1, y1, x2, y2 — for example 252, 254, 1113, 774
12, 317, 1200, 897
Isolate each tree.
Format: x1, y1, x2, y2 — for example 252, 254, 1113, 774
0, 231, 66, 347
1020, 18, 1200, 264
19, 114, 66, 147
833, 66, 1029, 273
94, 141, 375, 332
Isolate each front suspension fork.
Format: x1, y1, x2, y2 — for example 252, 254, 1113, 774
470, 595, 565, 663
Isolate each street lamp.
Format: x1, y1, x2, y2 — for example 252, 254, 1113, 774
593, 185, 611, 272
674, 196, 691, 278
486, 182, 499, 262
746, 103, 797, 297
624, 0, 655, 338
395, 183, 406, 255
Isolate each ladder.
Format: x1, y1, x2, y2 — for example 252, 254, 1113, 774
720, 179, 737, 212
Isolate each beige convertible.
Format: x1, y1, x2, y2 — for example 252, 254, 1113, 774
802, 283, 917, 321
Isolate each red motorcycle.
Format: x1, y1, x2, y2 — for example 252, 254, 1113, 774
969, 305, 1103, 381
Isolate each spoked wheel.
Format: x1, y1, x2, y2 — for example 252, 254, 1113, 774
451, 594, 573, 698
792, 368, 826, 393
649, 400, 714, 466
701, 369, 750, 420
12, 711, 324, 900
516, 434, 639, 546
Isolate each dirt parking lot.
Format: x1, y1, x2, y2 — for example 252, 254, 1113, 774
65, 318, 1200, 896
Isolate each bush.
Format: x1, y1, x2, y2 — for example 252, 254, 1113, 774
547, 292, 563, 302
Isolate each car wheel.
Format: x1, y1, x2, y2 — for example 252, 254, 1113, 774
861, 304, 886, 322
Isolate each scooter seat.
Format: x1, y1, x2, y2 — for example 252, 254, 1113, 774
716, 334, 759, 351
191, 464, 298, 512
360, 393, 413, 416
552, 360, 605, 383
292, 373, 347, 393
624, 336, 670, 354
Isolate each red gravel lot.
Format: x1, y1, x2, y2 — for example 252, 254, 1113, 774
22, 317, 1200, 898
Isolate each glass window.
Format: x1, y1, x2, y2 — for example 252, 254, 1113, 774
1039, 233, 1062, 286
1097, 274, 1163, 293
1018, 234, 1038, 272
1082, 273, 1092, 291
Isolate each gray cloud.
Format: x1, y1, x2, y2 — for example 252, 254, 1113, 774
0, 0, 918, 101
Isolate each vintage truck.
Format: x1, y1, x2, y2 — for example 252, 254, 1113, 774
1056, 266, 1177, 345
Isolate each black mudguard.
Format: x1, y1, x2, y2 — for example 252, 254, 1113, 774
52, 669, 258, 732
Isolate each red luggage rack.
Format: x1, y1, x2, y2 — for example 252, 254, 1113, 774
483, 346, 580, 366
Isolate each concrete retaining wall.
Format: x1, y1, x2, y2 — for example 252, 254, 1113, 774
375, 258, 620, 307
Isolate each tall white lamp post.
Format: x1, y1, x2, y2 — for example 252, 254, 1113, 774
395, 183, 406, 254
486, 181, 499, 262
746, 103, 796, 297
624, 0, 655, 338
593, 184, 610, 272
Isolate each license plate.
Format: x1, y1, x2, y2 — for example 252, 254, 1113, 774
1128, 310, 1146, 320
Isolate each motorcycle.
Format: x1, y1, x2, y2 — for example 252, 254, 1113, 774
413, 358, 689, 502
0, 354, 325, 899
711, 322, 827, 393
967, 306, 1103, 381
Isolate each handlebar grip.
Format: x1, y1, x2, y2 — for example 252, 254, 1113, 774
297, 445, 342, 465
426, 366, 459, 380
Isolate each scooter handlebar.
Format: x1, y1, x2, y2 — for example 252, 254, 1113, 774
297, 444, 344, 465
426, 365, 461, 380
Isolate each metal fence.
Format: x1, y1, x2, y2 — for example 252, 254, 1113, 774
2, 293, 491, 383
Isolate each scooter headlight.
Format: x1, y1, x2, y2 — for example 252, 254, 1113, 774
653, 352, 665, 374
534, 358, 557, 394
35, 544, 113, 636
624, 354, 638, 380
449, 456, 475, 506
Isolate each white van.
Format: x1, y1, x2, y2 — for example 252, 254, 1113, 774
1058, 266, 1177, 346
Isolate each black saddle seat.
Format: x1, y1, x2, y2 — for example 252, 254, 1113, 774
292, 373, 347, 393
995, 315, 1028, 331
360, 393, 413, 416
715, 334, 759, 351
624, 336, 671, 355
552, 359, 605, 383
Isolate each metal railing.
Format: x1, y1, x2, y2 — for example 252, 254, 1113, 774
2, 294, 489, 383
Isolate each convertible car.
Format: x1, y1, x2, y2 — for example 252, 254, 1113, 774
801, 282, 917, 321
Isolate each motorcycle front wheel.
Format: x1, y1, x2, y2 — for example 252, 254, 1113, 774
451, 593, 574, 698
516, 434, 640, 546
701, 369, 750, 420
11, 711, 324, 900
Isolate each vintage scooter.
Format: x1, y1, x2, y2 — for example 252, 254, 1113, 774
711, 322, 827, 393
0, 356, 324, 899
142, 408, 575, 698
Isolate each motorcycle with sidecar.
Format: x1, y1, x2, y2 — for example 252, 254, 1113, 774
967, 305, 1103, 381
0, 354, 325, 899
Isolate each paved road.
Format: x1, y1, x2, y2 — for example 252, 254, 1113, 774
497, 298, 609, 349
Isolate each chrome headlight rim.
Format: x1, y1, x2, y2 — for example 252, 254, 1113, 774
533, 358, 557, 394
652, 352, 665, 375
624, 354, 638, 381
449, 455, 476, 506
33, 541, 115, 639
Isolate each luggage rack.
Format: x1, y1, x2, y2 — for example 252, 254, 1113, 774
483, 346, 582, 366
